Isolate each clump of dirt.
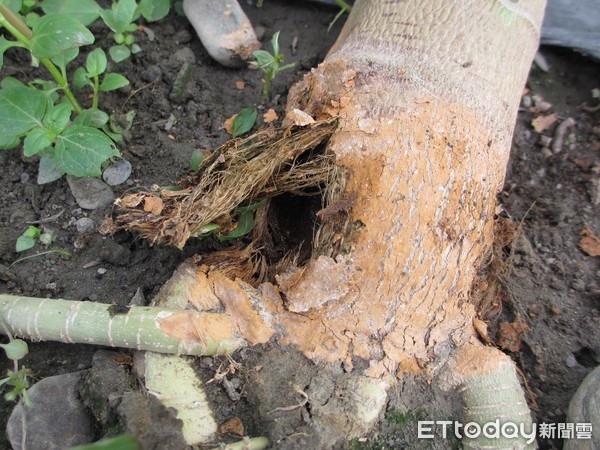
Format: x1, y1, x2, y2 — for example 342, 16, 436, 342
0, 1, 598, 449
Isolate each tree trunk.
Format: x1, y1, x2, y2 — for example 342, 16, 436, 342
272, 0, 546, 374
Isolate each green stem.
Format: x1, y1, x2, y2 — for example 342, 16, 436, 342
334, 0, 352, 13
0, 5, 82, 114
92, 75, 100, 110
263, 73, 272, 102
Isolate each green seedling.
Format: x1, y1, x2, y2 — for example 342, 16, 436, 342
74, 48, 130, 109
232, 106, 257, 137
0, 337, 32, 407
250, 31, 294, 101
102, 0, 171, 63
16, 225, 52, 252
0, 5, 122, 181
101, 0, 141, 63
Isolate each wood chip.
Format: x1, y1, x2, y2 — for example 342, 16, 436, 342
263, 108, 278, 123
531, 113, 557, 133
579, 228, 600, 257
235, 80, 245, 90
219, 417, 244, 436
286, 108, 315, 126
224, 114, 237, 134
144, 195, 164, 215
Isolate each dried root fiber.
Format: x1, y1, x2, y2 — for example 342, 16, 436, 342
114, 119, 339, 249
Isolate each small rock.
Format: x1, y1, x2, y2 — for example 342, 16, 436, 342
20, 172, 29, 183
521, 95, 532, 108
129, 287, 146, 306
564, 365, 600, 449
99, 239, 132, 266
76, 217, 96, 233
97, 267, 107, 275
102, 159, 132, 186
67, 176, 115, 210
7, 372, 94, 450
565, 354, 578, 368
183, 0, 260, 67
141, 65, 162, 82
173, 46, 196, 65
174, 29, 192, 44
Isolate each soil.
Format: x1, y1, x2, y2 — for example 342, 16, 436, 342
0, 2, 599, 449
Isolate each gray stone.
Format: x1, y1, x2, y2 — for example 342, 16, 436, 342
102, 159, 132, 186
67, 176, 115, 210
7, 371, 94, 450
81, 350, 132, 424
183, 0, 260, 67
76, 217, 96, 233
564, 365, 600, 449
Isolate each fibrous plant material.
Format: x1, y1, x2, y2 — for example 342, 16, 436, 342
114, 119, 339, 249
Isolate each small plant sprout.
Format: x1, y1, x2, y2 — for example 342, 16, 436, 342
101, 0, 141, 63
0, 326, 32, 408
250, 31, 294, 101
101, 0, 171, 63
16, 225, 52, 252
232, 106, 257, 137
329, 0, 351, 31
74, 48, 130, 109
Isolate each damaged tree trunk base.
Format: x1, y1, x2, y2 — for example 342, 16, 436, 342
112, 0, 546, 446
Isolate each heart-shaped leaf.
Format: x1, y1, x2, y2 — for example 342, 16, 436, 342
54, 126, 119, 177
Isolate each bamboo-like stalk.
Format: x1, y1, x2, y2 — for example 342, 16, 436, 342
0, 295, 244, 356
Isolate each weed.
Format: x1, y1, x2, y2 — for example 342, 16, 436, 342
15, 225, 51, 252
0, 4, 124, 181
250, 31, 294, 101
0, 335, 32, 407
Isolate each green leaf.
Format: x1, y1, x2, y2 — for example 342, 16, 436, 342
50, 47, 79, 73
100, 72, 129, 91
130, 43, 141, 54
138, 0, 170, 22
232, 107, 257, 137
218, 211, 254, 241
1, 77, 25, 89
39, 232, 53, 245
0, 340, 29, 361
23, 126, 54, 156
86, 48, 107, 77
251, 50, 274, 69
40, 0, 102, 26
16, 226, 40, 252
0, 36, 24, 71
68, 435, 141, 450
0, 0, 21, 13
193, 222, 221, 237
109, 44, 131, 63
73, 67, 91, 90
54, 126, 119, 177
37, 152, 65, 184
44, 102, 72, 133
189, 149, 204, 171
271, 31, 281, 56
30, 14, 95, 59
101, 0, 137, 34
25, 12, 41, 29
235, 198, 267, 215
73, 109, 109, 128
0, 134, 20, 149
0, 86, 47, 136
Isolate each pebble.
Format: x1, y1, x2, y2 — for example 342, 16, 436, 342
565, 354, 578, 368
173, 29, 192, 44
7, 372, 94, 450
173, 46, 196, 65
66, 176, 115, 210
183, 0, 260, 67
141, 65, 162, 82
97, 268, 107, 275
102, 159, 132, 186
20, 172, 29, 183
565, 365, 600, 449
76, 217, 96, 233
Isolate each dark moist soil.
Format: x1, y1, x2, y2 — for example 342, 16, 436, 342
0, 2, 599, 449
